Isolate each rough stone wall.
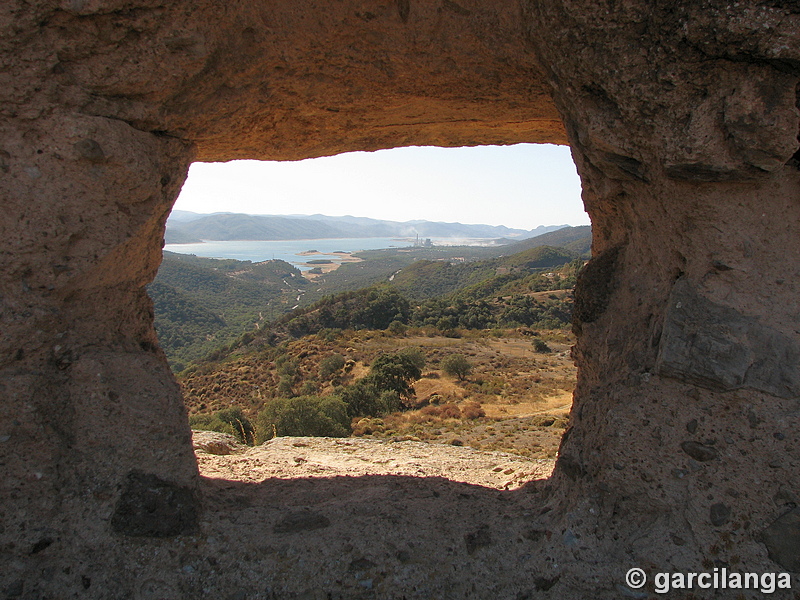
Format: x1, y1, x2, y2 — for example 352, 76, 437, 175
2, 0, 800, 598
0, 111, 199, 594
525, 0, 800, 590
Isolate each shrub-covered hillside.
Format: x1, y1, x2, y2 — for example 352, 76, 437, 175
151, 222, 591, 460
181, 327, 575, 459
149, 252, 310, 370
388, 245, 576, 300
203, 255, 581, 364
151, 229, 588, 373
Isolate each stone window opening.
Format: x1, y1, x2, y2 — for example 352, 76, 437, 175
160, 146, 586, 492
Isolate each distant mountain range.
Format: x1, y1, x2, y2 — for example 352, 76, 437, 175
165, 211, 571, 244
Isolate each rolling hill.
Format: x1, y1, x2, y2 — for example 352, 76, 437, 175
501, 225, 592, 256
149, 252, 309, 370
388, 245, 577, 300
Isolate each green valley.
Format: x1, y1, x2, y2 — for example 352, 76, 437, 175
149, 252, 310, 371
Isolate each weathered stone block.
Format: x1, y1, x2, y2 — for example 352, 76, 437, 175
656, 278, 800, 399
761, 508, 800, 573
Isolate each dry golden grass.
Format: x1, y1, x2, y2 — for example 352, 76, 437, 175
347, 329, 575, 458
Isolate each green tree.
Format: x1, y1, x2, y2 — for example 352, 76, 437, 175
255, 395, 350, 441
436, 316, 457, 332
378, 390, 402, 414
336, 383, 403, 419
363, 351, 423, 400
387, 320, 407, 335
299, 380, 319, 395
337, 381, 380, 418
441, 354, 472, 381
276, 377, 294, 398
276, 356, 299, 379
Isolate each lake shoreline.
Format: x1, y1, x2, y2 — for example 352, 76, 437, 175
163, 235, 512, 274
163, 237, 413, 271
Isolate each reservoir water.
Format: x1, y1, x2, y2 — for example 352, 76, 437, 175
163, 237, 414, 270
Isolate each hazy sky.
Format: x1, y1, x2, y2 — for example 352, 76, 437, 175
174, 143, 588, 230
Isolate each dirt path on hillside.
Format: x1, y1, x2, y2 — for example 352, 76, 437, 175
481, 390, 572, 419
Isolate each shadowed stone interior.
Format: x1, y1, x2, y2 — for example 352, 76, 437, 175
2, 1, 799, 597
111, 470, 199, 538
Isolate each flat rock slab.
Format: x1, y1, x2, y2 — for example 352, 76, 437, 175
196, 436, 554, 490
761, 507, 800, 573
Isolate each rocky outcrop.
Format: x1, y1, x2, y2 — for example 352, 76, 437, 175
2, 0, 799, 598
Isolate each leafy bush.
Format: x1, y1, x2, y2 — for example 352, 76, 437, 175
532, 338, 552, 353
255, 395, 350, 442
378, 390, 402, 414
337, 382, 379, 418
387, 320, 407, 335
276, 377, 294, 398
189, 413, 237, 438
319, 353, 345, 380
351, 417, 386, 436
336, 382, 401, 418
461, 401, 486, 419
441, 354, 472, 381
299, 381, 319, 395
436, 316, 457, 333
215, 407, 255, 445
420, 403, 462, 419
397, 347, 426, 371
276, 355, 299, 379
189, 407, 255, 445
317, 328, 342, 342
